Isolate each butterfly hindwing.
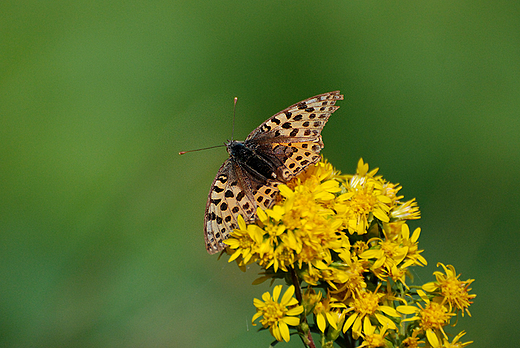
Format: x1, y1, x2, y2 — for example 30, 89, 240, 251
270, 138, 325, 181
204, 159, 259, 254
253, 181, 280, 211
204, 91, 343, 254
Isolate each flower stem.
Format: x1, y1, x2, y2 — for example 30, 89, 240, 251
289, 267, 316, 348
289, 266, 303, 302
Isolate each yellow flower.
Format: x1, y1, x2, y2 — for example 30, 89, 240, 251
254, 166, 344, 272
257, 207, 286, 246
358, 324, 390, 348
361, 235, 407, 270
401, 329, 425, 348
398, 224, 427, 267
391, 198, 421, 220
357, 222, 426, 287
344, 158, 379, 183
397, 290, 455, 345
384, 263, 411, 289
313, 297, 343, 332
270, 243, 296, 272
328, 254, 369, 298
380, 180, 402, 202
301, 287, 322, 315
227, 215, 263, 264
342, 286, 399, 338
419, 301, 453, 337
437, 330, 473, 348
422, 263, 476, 316
287, 158, 341, 190
335, 160, 392, 235
302, 288, 346, 339
300, 263, 322, 286
252, 285, 304, 342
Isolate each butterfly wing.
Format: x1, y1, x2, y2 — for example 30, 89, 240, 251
246, 91, 343, 143
204, 158, 279, 254
246, 91, 343, 181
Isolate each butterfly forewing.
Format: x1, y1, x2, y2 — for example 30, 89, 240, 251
246, 91, 342, 143
205, 91, 343, 254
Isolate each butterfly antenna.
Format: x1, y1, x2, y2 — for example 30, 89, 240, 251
179, 96, 237, 155
231, 96, 238, 141
178, 144, 225, 155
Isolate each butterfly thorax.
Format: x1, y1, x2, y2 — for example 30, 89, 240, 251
226, 140, 279, 182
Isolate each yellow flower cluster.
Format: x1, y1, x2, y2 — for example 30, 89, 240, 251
228, 159, 420, 274
225, 158, 475, 347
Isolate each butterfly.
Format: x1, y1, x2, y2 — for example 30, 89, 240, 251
204, 91, 343, 254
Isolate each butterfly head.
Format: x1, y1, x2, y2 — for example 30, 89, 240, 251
225, 139, 245, 157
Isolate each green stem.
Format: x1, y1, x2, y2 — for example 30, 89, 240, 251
289, 267, 316, 348
289, 266, 303, 302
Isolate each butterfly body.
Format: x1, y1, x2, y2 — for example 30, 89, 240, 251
205, 91, 343, 254
226, 140, 279, 181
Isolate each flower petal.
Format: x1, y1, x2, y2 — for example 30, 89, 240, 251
279, 321, 291, 342
317, 313, 326, 332
281, 285, 295, 305
375, 313, 397, 330
278, 184, 293, 198
272, 285, 282, 302
422, 282, 438, 292
373, 208, 390, 222
343, 312, 358, 333
282, 316, 300, 326
379, 305, 400, 317
426, 328, 440, 348
363, 316, 375, 335
237, 214, 246, 230
256, 207, 268, 223
252, 311, 262, 324
286, 305, 304, 316
325, 311, 338, 330
261, 292, 271, 302
396, 305, 419, 315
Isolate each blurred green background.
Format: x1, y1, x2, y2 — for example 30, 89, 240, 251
1, 1, 519, 347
